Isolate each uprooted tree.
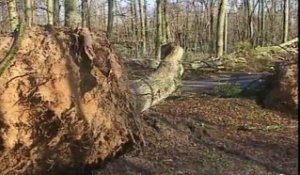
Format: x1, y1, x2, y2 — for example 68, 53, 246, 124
0, 25, 184, 174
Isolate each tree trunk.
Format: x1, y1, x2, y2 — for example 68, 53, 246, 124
216, 0, 228, 57
53, 0, 60, 25
7, 0, 19, 31
132, 43, 184, 112
259, 0, 265, 46
107, 0, 115, 38
138, 0, 147, 54
65, 0, 79, 28
224, 11, 228, 54
246, 0, 254, 46
153, 0, 162, 68
31, 0, 36, 25
162, 0, 171, 43
47, 0, 54, 25
81, 0, 88, 28
209, 0, 215, 53
25, 0, 32, 27
283, 0, 289, 43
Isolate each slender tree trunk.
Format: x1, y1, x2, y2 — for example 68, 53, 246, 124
209, 0, 215, 53
138, 0, 147, 54
65, 0, 79, 28
7, 0, 19, 31
107, 0, 115, 38
47, 0, 54, 25
53, 0, 60, 26
130, 0, 138, 37
260, 0, 265, 46
153, 0, 162, 68
247, 0, 254, 46
25, 0, 32, 27
162, 0, 171, 43
31, 0, 36, 25
224, 11, 228, 54
81, 0, 88, 27
216, 0, 228, 57
283, 0, 289, 42
144, 0, 148, 49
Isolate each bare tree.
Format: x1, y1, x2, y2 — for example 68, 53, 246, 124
7, 0, 19, 30
216, 0, 228, 57
65, 0, 79, 27
47, 0, 54, 25
283, 0, 290, 42
138, 0, 147, 54
25, 0, 32, 27
107, 0, 115, 38
153, 0, 162, 68
81, 0, 90, 28
53, 0, 60, 25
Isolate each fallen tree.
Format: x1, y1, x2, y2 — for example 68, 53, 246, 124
131, 43, 184, 112
263, 54, 298, 114
0, 26, 184, 174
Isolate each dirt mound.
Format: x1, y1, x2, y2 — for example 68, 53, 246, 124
263, 54, 298, 114
0, 26, 139, 174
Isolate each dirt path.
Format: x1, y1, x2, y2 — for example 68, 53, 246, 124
182, 73, 271, 92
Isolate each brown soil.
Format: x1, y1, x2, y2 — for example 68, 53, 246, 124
95, 96, 298, 175
0, 26, 139, 175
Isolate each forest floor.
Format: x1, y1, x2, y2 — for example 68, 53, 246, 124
94, 64, 298, 175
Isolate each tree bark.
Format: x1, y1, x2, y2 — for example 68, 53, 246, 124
25, 0, 32, 27
153, 0, 162, 68
81, 0, 89, 28
107, 0, 115, 38
246, 0, 254, 46
216, 0, 228, 57
65, 0, 79, 28
7, 0, 19, 31
47, 0, 54, 25
53, 0, 60, 26
209, 0, 215, 53
224, 11, 228, 54
283, 0, 289, 43
132, 43, 184, 112
138, 0, 147, 54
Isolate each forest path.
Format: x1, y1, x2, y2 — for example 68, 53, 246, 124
182, 72, 272, 92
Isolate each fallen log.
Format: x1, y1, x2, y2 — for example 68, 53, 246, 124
279, 37, 298, 47
131, 43, 184, 112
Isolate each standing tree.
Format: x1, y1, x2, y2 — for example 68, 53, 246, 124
47, 0, 54, 25
153, 0, 162, 68
259, 0, 265, 46
246, 0, 254, 45
216, 0, 228, 57
138, 0, 147, 54
65, 0, 79, 28
25, 0, 32, 27
7, 0, 19, 30
283, 0, 290, 42
81, 0, 89, 28
54, 0, 60, 25
107, 0, 115, 38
